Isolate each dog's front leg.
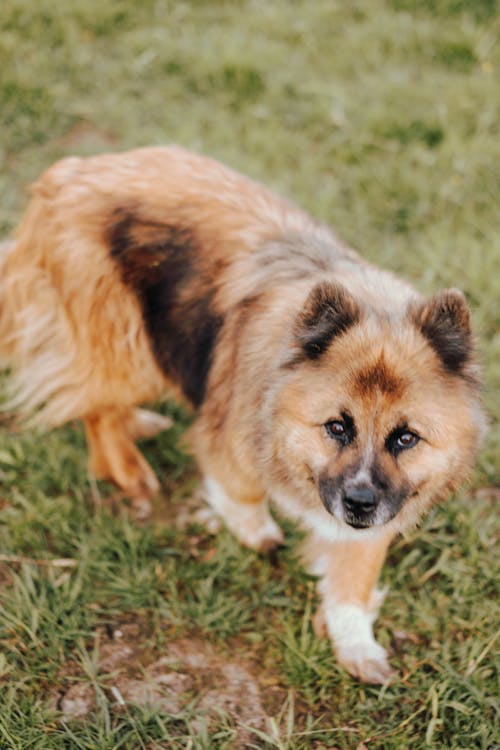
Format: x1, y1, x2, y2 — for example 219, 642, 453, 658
204, 476, 284, 553
305, 530, 396, 684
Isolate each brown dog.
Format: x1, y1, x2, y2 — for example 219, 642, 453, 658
0, 146, 485, 682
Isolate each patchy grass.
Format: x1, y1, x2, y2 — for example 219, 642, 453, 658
0, 0, 498, 747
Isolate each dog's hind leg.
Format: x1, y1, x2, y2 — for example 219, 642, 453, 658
84, 408, 169, 514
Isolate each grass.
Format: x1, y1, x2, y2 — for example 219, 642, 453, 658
0, 0, 499, 747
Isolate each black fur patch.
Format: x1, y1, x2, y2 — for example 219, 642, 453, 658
106, 208, 223, 407
370, 461, 393, 493
295, 281, 361, 360
318, 474, 343, 514
412, 289, 472, 374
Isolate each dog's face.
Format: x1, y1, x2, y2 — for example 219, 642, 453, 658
272, 282, 484, 533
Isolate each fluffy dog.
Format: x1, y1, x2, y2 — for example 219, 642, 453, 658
0, 146, 485, 682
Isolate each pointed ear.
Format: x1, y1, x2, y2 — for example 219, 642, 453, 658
295, 281, 361, 359
411, 288, 473, 373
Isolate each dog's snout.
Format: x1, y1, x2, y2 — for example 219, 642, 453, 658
343, 485, 377, 514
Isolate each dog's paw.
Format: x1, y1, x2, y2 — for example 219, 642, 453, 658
324, 602, 397, 684
204, 475, 284, 553
188, 504, 223, 535
130, 496, 153, 520
239, 514, 284, 553
127, 409, 173, 441
335, 640, 396, 684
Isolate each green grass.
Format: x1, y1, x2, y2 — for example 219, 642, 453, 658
0, 0, 499, 747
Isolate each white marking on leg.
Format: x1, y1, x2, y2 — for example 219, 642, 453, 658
204, 476, 284, 552
324, 602, 394, 684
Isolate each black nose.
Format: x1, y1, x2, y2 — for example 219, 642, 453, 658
343, 486, 378, 514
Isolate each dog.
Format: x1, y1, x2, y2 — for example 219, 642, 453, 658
0, 146, 485, 683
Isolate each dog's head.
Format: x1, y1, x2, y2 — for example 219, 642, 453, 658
273, 281, 485, 533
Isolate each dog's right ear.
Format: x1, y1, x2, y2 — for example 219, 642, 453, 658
295, 281, 361, 359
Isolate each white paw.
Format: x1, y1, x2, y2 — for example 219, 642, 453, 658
190, 505, 223, 535
204, 476, 284, 553
335, 640, 396, 684
239, 514, 284, 553
128, 409, 173, 440
130, 496, 153, 520
324, 603, 396, 684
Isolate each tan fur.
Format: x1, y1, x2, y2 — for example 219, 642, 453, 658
0, 146, 485, 682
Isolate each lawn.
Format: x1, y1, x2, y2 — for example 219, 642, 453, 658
0, 0, 499, 748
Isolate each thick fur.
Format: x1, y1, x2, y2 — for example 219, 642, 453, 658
0, 146, 485, 682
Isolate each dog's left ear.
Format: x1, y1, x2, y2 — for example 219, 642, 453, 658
411, 288, 473, 373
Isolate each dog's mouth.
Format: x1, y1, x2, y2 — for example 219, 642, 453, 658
343, 512, 377, 529
343, 504, 401, 529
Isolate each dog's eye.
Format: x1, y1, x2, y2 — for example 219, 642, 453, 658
324, 415, 355, 445
397, 432, 419, 449
325, 420, 345, 439
386, 428, 420, 456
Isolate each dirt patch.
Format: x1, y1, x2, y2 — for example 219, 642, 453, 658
55, 623, 283, 747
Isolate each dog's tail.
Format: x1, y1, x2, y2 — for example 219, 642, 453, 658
0, 200, 79, 428
0, 237, 18, 365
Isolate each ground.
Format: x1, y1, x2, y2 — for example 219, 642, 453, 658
0, 0, 499, 748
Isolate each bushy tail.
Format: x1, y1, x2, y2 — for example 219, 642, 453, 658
0, 237, 17, 363
0, 229, 79, 428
